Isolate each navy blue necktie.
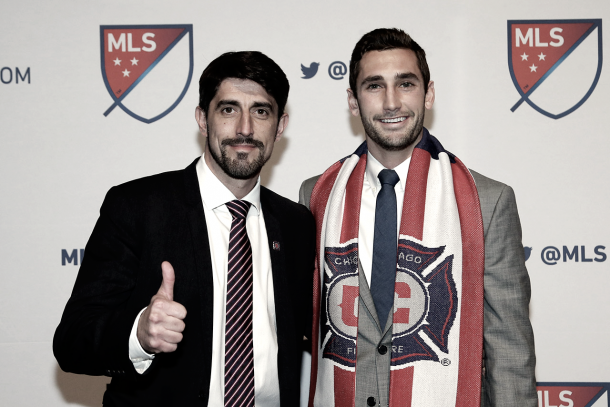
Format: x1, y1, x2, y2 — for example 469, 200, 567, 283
370, 169, 400, 326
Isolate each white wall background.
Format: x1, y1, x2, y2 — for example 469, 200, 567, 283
1, 0, 608, 405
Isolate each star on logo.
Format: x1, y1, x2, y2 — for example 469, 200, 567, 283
130, 58, 139, 66
529, 64, 537, 72
113, 58, 121, 66
538, 53, 546, 61
122, 69, 131, 77
520, 53, 528, 61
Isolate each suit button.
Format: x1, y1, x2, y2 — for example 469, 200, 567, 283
367, 396, 376, 406
378, 345, 387, 355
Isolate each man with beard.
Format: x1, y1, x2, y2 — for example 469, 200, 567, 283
54, 51, 315, 406
300, 29, 536, 407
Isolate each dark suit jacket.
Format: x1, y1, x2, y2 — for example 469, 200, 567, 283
54, 158, 315, 406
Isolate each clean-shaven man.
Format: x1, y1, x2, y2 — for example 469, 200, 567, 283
55, 51, 315, 406
300, 28, 536, 407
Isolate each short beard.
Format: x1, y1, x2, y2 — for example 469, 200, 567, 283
361, 110, 425, 152
207, 133, 267, 180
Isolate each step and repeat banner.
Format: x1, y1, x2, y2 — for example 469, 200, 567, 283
1, 0, 609, 406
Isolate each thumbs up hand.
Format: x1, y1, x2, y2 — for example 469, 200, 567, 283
137, 261, 187, 354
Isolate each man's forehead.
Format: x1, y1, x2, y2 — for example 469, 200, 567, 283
215, 78, 275, 104
358, 48, 422, 83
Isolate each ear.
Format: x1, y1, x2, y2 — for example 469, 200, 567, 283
425, 81, 435, 110
195, 106, 207, 135
347, 88, 360, 116
274, 113, 289, 142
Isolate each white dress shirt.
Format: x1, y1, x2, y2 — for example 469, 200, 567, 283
128, 154, 280, 406
357, 152, 411, 286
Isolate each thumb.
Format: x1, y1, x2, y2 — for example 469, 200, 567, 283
158, 261, 175, 301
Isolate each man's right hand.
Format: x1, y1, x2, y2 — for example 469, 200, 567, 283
137, 261, 187, 354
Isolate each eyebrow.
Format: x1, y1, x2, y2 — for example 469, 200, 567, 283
360, 75, 384, 87
395, 72, 420, 82
251, 101, 274, 112
216, 99, 240, 109
360, 72, 421, 87
215, 99, 274, 112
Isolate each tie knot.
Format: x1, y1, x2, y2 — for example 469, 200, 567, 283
226, 200, 251, 220
378, 169, 399, 187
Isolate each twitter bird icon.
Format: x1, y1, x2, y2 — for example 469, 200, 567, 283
301, 62, 320, 79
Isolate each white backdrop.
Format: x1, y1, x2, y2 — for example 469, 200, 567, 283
1, 1, 609, 406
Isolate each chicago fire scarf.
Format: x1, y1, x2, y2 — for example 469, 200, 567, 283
308, 129, 484, 407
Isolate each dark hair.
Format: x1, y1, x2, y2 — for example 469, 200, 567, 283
198, 51, 289, 119
349, 28, 430, 97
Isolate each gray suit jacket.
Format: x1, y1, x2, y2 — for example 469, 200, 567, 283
299, 169, 537, 407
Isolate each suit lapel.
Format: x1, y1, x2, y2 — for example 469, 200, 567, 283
358, 260, 394, 334
260, 188, 291, 334
260, 188, 296, 403
182, 158, 214, 398
358, 260, 383, 333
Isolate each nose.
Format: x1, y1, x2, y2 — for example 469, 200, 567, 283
383, 87, 400, 113
237, 112, 253, 137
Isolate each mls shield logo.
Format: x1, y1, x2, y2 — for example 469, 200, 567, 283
536, 382, 610, 407
100, 25, 194, 124
508, 19, 602, 119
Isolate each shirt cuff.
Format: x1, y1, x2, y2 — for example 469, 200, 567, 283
129, 307, 155, 374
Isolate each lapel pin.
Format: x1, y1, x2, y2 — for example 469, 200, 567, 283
272, 241, 280, 251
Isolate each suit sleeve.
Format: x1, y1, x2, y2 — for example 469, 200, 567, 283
53, 186, 149, 380
298, 176, 320, 209
482, 185, 537, 407
298, 181, 309, 208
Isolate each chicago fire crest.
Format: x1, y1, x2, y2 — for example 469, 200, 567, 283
322, 240, 457, 368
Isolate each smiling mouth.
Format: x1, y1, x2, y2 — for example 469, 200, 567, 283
379, 117, 407, 123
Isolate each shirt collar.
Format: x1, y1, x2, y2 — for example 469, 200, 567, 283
196, 153, 261, 215
365, 151, 410, 194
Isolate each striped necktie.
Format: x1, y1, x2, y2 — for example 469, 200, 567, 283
224, 199, 255, 407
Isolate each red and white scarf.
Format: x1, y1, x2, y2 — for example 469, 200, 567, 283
308, 129, 485, 407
